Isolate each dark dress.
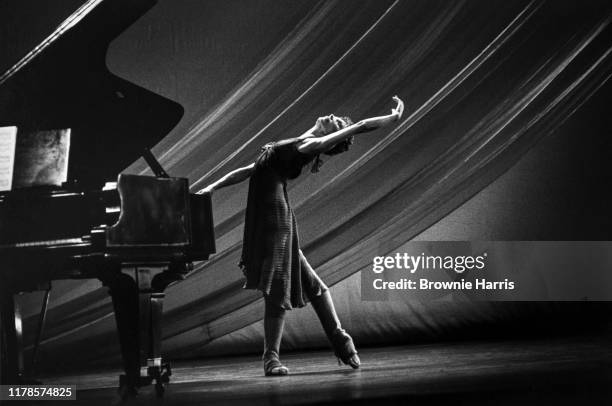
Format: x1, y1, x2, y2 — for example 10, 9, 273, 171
240, 138, 326, 310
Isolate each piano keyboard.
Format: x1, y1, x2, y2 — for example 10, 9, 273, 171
1, 238, 86, 249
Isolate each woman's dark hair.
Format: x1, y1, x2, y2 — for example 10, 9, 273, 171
311, 116, 354, 173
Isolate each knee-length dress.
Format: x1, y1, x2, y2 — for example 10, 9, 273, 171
240, 138, 326, 310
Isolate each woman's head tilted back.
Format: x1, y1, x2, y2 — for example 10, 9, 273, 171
310, 114, 354, 173
313, 114, 353, 137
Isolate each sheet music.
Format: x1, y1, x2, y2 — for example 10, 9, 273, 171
12, 129, 71, 188
0, 126, 17, 191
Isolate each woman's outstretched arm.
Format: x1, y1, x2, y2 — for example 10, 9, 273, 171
297, 96, 404, 155
196, 163, 255, 194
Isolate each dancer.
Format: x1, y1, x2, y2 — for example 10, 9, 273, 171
199, 96, 404, 376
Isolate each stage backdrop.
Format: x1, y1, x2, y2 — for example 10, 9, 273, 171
6, 0, 611, 370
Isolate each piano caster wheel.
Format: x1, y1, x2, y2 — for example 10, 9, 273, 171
146, 364, 170, 397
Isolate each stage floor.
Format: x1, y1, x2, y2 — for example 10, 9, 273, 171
26, 335, 612, 405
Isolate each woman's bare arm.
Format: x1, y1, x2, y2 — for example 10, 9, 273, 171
297, 96, 404, 155
196, 163, 255, 194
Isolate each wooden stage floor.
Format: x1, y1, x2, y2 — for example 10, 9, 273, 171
24, 335, 612, 405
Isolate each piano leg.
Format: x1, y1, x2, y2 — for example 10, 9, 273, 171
100, 271, 141, 397
133, 267, 171, 397
101, 265, 180, 398
147, 292, 171, 397
0, 289, 24, 384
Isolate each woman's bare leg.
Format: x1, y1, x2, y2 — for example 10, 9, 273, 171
300, 251, 360, 368
263, 297, 289, 375
310, 291, 341, 337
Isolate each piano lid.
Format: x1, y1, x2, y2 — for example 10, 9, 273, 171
0, 0, 184, 188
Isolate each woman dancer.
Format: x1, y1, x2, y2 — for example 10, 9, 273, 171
199, 96, 404, 376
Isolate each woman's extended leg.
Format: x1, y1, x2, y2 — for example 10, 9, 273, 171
263, 297, 289, 376
311, 291, 360, 368
300, 251, 360, 368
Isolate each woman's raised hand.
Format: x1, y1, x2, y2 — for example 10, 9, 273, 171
350, 95, 406, 133
391, 96, 404, 120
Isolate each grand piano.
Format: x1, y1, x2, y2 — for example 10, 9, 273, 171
0, 0, 215, 396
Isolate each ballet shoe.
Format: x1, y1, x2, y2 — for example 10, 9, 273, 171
263, 350, 289, 376
330, 329, 360, 369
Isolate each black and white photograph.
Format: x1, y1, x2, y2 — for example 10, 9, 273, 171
1, 0, 611, 404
